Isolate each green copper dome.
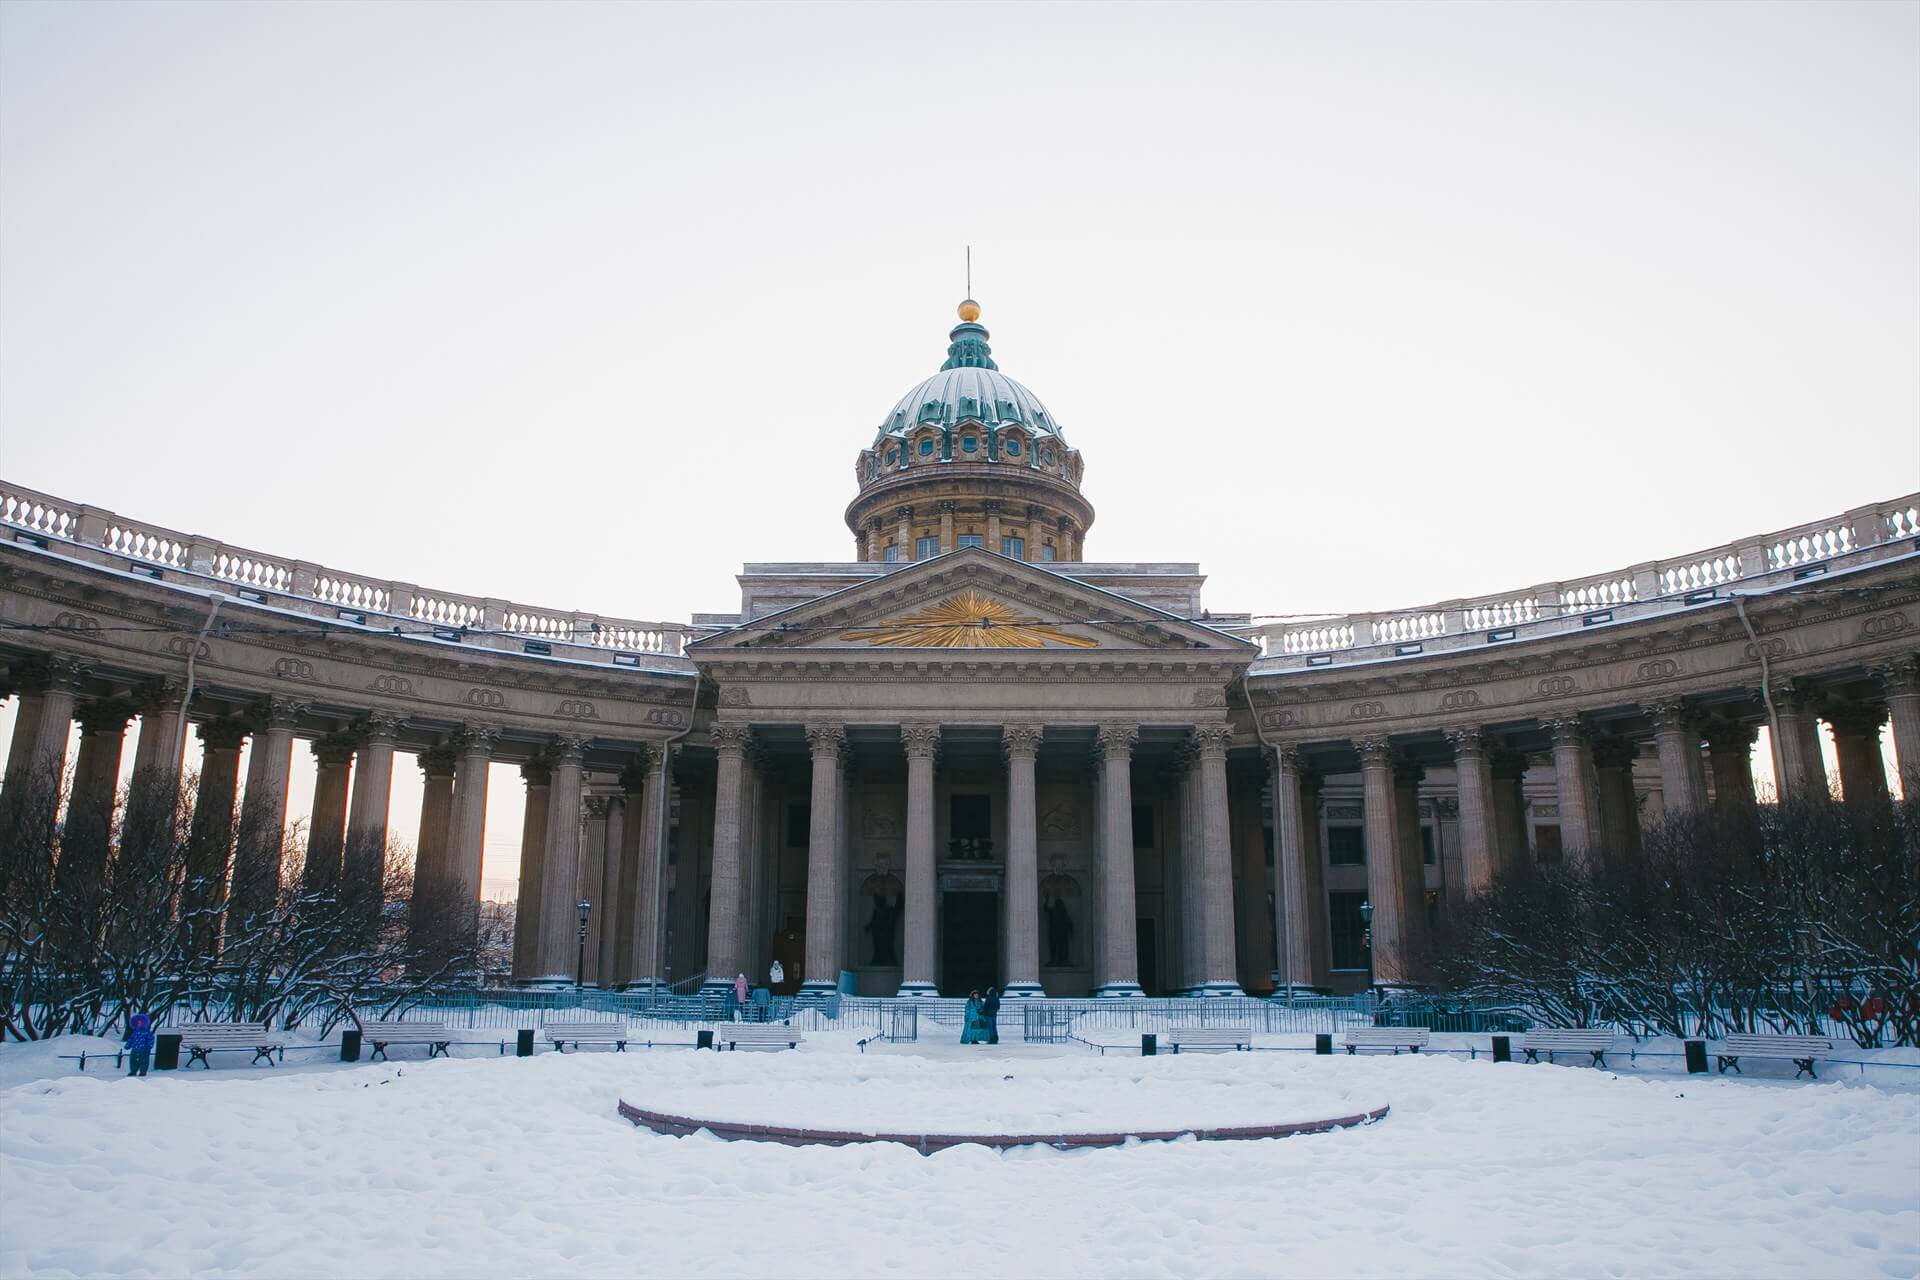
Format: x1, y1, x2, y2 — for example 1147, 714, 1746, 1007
874, 313, 1065, 446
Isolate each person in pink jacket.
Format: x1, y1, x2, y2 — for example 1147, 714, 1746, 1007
733, 973, 749, 1021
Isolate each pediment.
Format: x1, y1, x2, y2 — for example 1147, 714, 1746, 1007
689, 549, 1257, 660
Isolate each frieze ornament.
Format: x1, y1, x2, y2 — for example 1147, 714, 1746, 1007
717, 686, 752, 708
1872, 656, 1920, 696
367, 674, 415, 697
1861, 612, 1911, 640
1259, 708, 1299, 730
840, 590, 1098, 649
555, 699, 597, 720
465, 687, 507, 710
273, 657, 314, 681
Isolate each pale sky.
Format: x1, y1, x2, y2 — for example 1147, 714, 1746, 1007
1, 1, 1915, 888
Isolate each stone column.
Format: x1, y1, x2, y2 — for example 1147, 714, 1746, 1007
1645, 698, 1705, 818
1446, 727, 1498, 896
1172, 743, 1201, 991
703, 724, 753, 990
58, 702, 133, 892
864, 520, 884, 562
1392, 759, 1429, 971
184, 719, 247, 956
1545, 715, 1597, 863
3, 657, 83, 840
1356, 737, 1410, 987
579, 796, 610, 985
1872, 658, 1920, 794
801, 725, 847, 992
1768, 681, 1822, 804
895, 507, 912, 560
627, 745, 671, 990
596, 793, 628, 984
232, 697, 304, 923
1093, 722, 1142, 996
1269, 744, 1327, 994
508, 756, 549, 983
533, 735, 589, 984
1191, 725, 1242, 995
1489, 748, 1530, 875
123, 677, 188, 842
443, 723, 496, 931
985, 502, 1003, 553
1704, 720, 1759, 822
1001, 724, 1044, 996
345, 710, 402, 892
1592, 736, 1644, 857
898, 723, 941, 995
938, 501, 955, 554
609, 754, 650, 988
1826, 704, 1890, 807
303, 735, 355, 891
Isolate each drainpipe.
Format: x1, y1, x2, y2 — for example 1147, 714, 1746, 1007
1243, 665, 1292, 1003
173, 593, 225, 768
1731, 594, 1782, 793
649, 669, 700, 1007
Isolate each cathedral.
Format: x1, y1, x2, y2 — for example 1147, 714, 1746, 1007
1, 300, 1916, 999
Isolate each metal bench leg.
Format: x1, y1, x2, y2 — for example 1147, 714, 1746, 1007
431, 1042, 449, 1059
188, 1048, 210, 1069
1592, 1051, 1607, 1068
1523, 1048, 1539, 1063
253, 1048, 275, 1066
1795, 1059, 1816, 1079
1717, 1056, 1740, 1074
370, 1044, 388, 1062
1347, 1045, 1356, 1055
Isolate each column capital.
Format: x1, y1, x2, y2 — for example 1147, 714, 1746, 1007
1642, 697, 1695, 731
1773, 678, 1820, 715
136, 676, 188, 716
1093, 722, 1138, 760
359, 708, 405, 743
518, 756, 551, 787
709, 722, 754, 756
1701, 719, 1758, 752
1191, 724, 1233, 757
1822, 702, 1888, 737
1355, 735, 1394, 767
1267, 742, 1303, 774
583, 795, 610, 821
1001, 723, 1044, 759
76, 699, 135, 734
805, 723, 847, 758
550, 733, 591, 763
1871, 655, 1920, 697
456, 723, 499, 756
19, 654, 89, 695
620, 743, 657, 786
419, 745, 458, 779
1591, 735, 1638, 770
900, 722, 942, 760
1543, 713, 1588, 744
311, 732, 356, 765
1489, 747, 1528, 780
255, 695, 310, 731
1443, 725, 1485, 757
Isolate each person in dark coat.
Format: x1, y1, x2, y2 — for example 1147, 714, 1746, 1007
982, 986, 1002, 1045
123, 1013, 154, 1078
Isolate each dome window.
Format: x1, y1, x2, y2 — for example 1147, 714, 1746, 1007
1005, 438, 1021, 457
919, 438, 936, 457
962, 435, 978, 454
887, 449, 900, 466
1041, 448, 1055, 465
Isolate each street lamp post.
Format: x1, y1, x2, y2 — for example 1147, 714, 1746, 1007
575, 901, 592, 990
1357, 899, 1376, 1010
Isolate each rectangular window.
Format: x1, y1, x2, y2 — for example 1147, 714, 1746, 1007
1040, 544, 1056, 561
1001, 536, 1025, 560
1131, 804, 1154, 848
1535, 824, 1562, 864
882, 544, 900, 562
956, 534, 983, 549
915, 536, 940, 559
1421, 824, 1435, 866
1326, 825, 1365, 866
950, 794, 991, 840
786, 803, 810, 848
1329, 892, 1367, 970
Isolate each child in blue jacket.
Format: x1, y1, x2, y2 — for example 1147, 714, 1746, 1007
124, 1013, 154, 1077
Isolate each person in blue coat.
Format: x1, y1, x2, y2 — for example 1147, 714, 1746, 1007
123, 1013, 154, 1078
960, 991, 990, 1044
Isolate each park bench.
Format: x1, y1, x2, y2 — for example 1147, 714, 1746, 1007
1520, 1028, 1617, 1067
1165, 1027, 1252, 1053
359, 1020, 452, 1061
711, 1025, 804, 1051
1716, 1033, 1834, 1080
1340, 1027, 1430, 1055
179, 1022, 284, 1068
544, 1022, 631, 1052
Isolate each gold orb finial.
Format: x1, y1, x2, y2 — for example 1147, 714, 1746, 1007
957, 298, 981, 323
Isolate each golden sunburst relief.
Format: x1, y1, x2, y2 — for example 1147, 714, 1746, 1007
841, 590, 1099, 649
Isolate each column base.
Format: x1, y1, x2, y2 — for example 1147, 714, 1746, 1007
798, 980, 838, 995
1093, 982, 1145, 998
1000, 983, 1045, 998
895, 982, 939, 997
699, 978, 737, 993
620, 979, 665, 993
1269, 984, 1329, 999
520, 976, 573, 989
1191, 982, 1245, 998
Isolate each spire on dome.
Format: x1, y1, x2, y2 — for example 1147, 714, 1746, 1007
941, 299, 997, 371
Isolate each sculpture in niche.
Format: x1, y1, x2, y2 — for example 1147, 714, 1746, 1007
1040, 862, 1080, 968
859, 868, 904, 966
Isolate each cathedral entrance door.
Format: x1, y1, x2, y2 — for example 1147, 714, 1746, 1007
939, 892, 999, 996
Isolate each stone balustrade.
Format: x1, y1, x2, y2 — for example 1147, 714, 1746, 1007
0, 480, 705, 669
1246, 493, 1920, 666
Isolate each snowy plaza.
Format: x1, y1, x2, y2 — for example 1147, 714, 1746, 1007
3, 1031, 1917, 1280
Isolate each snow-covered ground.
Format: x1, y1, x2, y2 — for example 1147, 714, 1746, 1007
2, 1031, 1917, 1279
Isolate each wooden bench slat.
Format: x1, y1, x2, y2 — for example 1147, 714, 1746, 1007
1340, 1027, 1430, 1055
1716, 1033, 1834, 1078
1520, 1028, 1617, 1065
1165, 1028, 1252, 1052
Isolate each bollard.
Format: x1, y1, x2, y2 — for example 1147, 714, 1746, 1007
1141, 1033, 1157, 1056
515, 1029, 535, 1058
154, 1033, 182, 1071
697, 1029, 716, 1051
340, 1029, 362, 1062
1491, 1035, 1511, 1063
1314, 1033, 1333, 1056
1684, 1040, 1708, 1074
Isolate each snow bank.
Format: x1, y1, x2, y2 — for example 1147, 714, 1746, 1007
2, 1039, 1916, 1279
